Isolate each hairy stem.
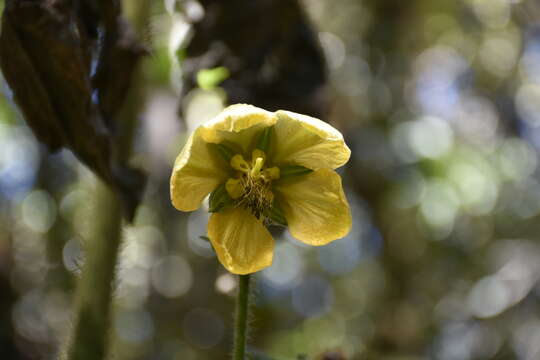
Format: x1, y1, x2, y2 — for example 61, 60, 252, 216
64, 182, 122, 360
234, 274, 251, 360
63, 1, 151, 359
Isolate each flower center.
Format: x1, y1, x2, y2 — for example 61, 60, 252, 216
225, 149, 280, 219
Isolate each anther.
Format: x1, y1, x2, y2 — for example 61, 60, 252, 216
225, 178, 244, 199
262, 167, 280, 181
230, 154, 250, 173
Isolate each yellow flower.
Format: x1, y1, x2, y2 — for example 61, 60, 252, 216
170, 104, 352, 274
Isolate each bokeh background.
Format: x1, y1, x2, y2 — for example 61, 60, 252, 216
2, 0, 540, 359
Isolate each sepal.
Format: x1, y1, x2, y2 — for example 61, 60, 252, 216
209, 183, 234, 212
279, 165, 313, 179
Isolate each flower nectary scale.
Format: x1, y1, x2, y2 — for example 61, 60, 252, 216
170, 104, 352, 274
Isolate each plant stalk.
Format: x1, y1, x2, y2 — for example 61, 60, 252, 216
64, 182, 123, 360
63, 1, 151, 358
234, 274, 251, 360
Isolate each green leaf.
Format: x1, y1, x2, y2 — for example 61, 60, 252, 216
255, 126, 273, 152
213, 143, 236, 162
196, 66, 230, 90
209, 183, 233, 212
279, 165, 313, 179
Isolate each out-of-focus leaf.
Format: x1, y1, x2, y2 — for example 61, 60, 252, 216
0, 0, 146, 220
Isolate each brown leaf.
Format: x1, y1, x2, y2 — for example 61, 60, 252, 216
0, 0, 147, 220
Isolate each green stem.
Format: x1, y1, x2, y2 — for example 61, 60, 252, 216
234, 274, 251, 360
62, 2, 151, 358
64, 182, 123, 360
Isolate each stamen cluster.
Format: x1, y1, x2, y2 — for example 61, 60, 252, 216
226, 149, 280, 219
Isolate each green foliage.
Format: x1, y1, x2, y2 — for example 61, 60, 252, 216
196, 67, 230, 90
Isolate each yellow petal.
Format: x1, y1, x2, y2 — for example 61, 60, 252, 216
275, 168, 351, 245
170, 129, 229, 211
199, 104, 277, 153
208, 206, 274, 274
271, 110, 351, 170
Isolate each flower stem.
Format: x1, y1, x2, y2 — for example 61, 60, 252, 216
233, 274, 251, 360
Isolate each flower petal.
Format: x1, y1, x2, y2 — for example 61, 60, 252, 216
271, 110, 350, 170
275, 168, 351, 245
208, 206, 274, 274
170, 129, 229, 211
200, 104, 277, 153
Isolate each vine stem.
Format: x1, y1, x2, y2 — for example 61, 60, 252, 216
62, 1, 151, 359
233, 274, 251, 360
65, 182, 122, 360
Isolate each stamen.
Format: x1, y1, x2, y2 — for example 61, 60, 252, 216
231, 154, 250, 173
250, 157, 264, 178
225, 178, 244, 199
226, 149, 278, 221
262, 167, 280, 181
251, 149, 266, 165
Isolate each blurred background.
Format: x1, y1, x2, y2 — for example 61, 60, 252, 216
2, 0, 540, 359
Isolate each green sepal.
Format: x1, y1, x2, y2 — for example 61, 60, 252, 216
213, 143, 236, 162
209, 183, 234, 212
265, 203, 287, 226
255, 126, 273, 152
279, 165, 313, 179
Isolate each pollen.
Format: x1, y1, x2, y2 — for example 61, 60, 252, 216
225, 150, 280, 218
